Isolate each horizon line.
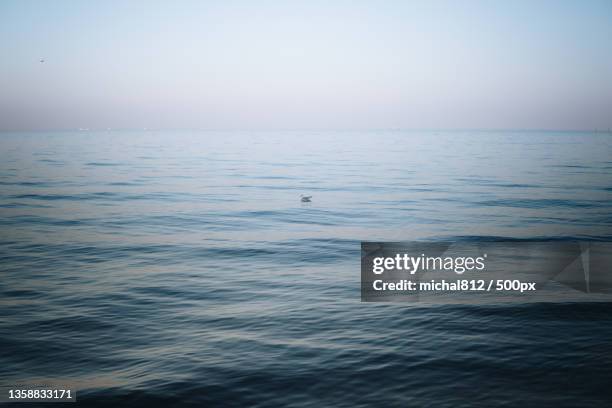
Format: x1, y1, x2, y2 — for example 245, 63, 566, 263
1, 127, 612, 134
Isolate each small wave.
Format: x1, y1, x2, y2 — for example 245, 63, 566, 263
85, 162, 122, 167
476, 198, 605, 209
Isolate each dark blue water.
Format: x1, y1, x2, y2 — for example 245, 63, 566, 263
1, 130, 611, 407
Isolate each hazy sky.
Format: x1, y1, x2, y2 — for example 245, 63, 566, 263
1, 0, 611, 130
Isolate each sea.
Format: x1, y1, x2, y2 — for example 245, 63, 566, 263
1, 130, 611, 407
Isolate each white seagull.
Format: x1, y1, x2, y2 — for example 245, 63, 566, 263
300, 194, 312, 202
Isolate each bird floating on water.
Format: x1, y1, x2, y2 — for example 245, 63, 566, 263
300, 194, 312, 202
39, 58, 45, 63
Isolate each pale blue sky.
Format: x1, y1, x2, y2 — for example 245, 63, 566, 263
1, 0, 611, 130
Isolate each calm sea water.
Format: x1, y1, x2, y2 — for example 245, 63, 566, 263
1, 130, 611, 407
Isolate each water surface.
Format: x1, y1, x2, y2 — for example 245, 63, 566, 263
1, 130, 611, 407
